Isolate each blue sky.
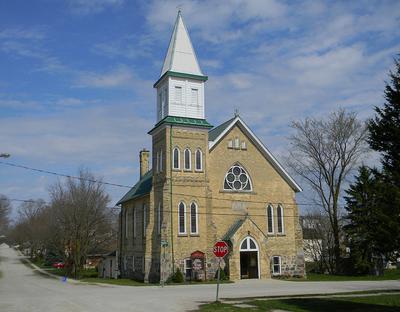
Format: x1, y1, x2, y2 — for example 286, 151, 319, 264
1, 0, 399, 216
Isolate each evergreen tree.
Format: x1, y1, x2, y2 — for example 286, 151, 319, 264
345, 56, 400, 275
368, 56, 400, 263
344, 167, 388, 275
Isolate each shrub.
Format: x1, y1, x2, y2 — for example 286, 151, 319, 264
167, 268, 184, 283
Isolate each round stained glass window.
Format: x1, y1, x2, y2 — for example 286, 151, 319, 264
224, 164, 252, 191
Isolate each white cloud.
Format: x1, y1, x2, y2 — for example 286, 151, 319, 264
74, 66, 135, 88
68, 0, 125, 15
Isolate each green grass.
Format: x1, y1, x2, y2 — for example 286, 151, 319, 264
80, 277, 233, 287
286, 269, 400, 282
199, 293, 400, 312
80, 278, 153, 286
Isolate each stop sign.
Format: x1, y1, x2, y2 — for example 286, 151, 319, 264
213, 241, 229, 258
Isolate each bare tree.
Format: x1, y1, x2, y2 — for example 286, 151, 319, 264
49, 170, 112, 278
12, 199, 49, 258
0, 194, 11, 235
288, 109, 368, 273
302, 212, 336, 273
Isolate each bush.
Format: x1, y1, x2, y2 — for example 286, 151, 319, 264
167, 268, 184, 283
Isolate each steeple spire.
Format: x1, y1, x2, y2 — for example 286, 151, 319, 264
160, 11, 203, 77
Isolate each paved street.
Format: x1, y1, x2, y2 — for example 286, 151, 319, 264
1, 244, 400, 312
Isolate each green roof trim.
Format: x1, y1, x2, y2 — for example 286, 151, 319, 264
153, 70, 208, 88
148, 116, 213, 134
116, 170, 152, 205
208, 117, 236, 142
222, 218, 245, 241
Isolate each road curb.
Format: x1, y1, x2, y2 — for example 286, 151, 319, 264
16, 250, 80, 284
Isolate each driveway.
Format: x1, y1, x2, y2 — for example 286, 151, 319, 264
1, 244, 399, 312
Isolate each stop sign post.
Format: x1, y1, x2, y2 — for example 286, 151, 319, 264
213, 241, 229, 302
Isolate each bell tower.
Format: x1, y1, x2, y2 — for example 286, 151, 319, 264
148, 11, 212, 281
153, 10, 208, 121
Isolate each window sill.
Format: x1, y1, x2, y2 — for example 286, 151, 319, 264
219, 190, 256, 194
194, 170, 204, 173
172, 168, 181, 171
178, 234, 187, 237
190, 233, 200, 237
183, 169, 192, 172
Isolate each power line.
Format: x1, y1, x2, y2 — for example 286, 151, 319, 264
0, 161, 132, 188
2, 197, 304, 218
0, 161, 323, 208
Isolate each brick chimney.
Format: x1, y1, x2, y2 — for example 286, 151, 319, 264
139, 148, 150, 178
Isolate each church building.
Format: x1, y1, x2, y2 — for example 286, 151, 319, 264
117, 11, 305, 283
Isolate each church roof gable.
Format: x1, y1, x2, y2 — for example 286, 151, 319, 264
160, 11, 204, 77
116, 170, 152, 205
208, 116, 302, 192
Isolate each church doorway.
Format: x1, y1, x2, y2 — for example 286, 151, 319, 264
239, 236, 259, 279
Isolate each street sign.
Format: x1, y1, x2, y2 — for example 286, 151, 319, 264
213, 241, 229, 258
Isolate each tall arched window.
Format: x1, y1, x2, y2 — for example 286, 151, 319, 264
223, 163, 252, 191
125, 209, 129, 238
267, 204, 274, 234
159, 150, 163, 172
190, 202, 198, 234
195, 149, 202, 171
157, 202, 162, 235
173, 147, 180, 170
178, 202, 186, 234
143, 204, 147, 237
277, 204, 284, 234
184, 148, 191, 170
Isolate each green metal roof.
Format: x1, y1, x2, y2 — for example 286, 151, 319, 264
116, 170, 152, 205
148, 116, 213, 134
208, 117, 235, 142
222, 218, 245, 241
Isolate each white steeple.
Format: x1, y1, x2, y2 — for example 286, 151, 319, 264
154, 11, 207, 122
160, 11, 203, 77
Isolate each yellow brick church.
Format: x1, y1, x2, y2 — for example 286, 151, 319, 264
117, 11, 305, 283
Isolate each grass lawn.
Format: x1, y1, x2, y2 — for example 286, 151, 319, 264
286, 269, 400, 282
80, 278, 153, 286
199, 293, 400, 311
81, 277, 233, 287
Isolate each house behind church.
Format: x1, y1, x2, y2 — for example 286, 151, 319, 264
117, 11, 305, 283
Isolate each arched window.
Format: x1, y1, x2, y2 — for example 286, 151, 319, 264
184, 148, 191, 170
267, 204, 274, 234
178, 202, 186, 234
223, 163, 252, 191
190, 202, 198, 234
173, 147, 180, 170
277, 204, 284, 234
159, 150, 163, 172
125, 209, 129, 239
157, 202, 162, 235
240, 236, 258, 251
143, 204, 147, 237
195, 149, 202, 171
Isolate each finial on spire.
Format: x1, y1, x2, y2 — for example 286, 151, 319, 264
176, 4, 183, 14
234, 108, 240, 117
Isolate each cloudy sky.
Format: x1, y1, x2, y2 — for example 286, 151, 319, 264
1, 0, 399, 215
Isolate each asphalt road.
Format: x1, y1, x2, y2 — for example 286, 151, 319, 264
1, 243, 400, 312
